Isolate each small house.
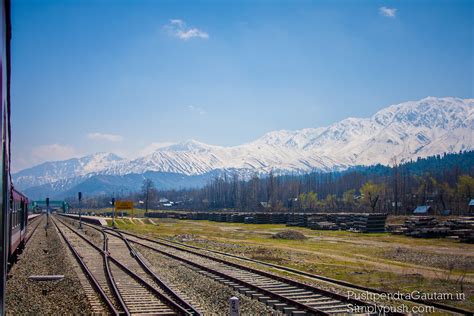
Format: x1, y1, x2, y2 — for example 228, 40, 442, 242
469, 199, 474, 214
440, 209, 452, 216
257, 201, 271, 211
413, 205, 433, 215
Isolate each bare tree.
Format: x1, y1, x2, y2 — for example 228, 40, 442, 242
141, 179, 156, 214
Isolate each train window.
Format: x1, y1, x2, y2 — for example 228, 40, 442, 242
12, 202, 15, 227
14, 201, 18, 227
20, 200, 25, 229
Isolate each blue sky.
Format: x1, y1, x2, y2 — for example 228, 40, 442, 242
11, 0, 473, 171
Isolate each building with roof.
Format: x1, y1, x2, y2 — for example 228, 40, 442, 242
413, 205, 433, 215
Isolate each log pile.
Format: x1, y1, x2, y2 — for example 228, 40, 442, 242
144, 211, 388, 233
392, 216, 474, 243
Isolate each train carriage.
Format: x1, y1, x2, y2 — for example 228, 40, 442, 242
1, 0, 12, 313
8, 188, 28, 261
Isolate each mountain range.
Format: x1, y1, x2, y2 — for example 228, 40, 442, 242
13, 97, 474, 199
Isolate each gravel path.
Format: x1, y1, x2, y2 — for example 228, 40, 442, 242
6, 216, 92, 315
136, 244, 279, 315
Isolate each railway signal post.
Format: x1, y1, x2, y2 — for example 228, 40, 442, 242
45, 197, 49, 229
111, 198, 116, 229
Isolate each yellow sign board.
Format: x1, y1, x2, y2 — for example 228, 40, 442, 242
115, 200, 134, 210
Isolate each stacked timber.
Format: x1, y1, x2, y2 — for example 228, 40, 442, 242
305, 213, 387, 232
244, 216, 255, 224
404, 217, 449, 238
271, 213, 288, 224
385, 224, 407, 235
445, 217, 474, 243
352, 213, 387, 233
307, 219, 338, 230
307, 215, 337, 230
230, 214, 246, 223
286, 213, 308, 227
255, 213, 272, 224
196, 212, 211, 220
397, 216, 474, 243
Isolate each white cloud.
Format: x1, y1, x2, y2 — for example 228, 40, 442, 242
32, 144, 77, 161
187, 105, 206, 115
11, 144, 80, 172
87, 132, 123, 142
170, 19, 185, 27
27, 144, 78, 167
379, 6, 397, 18
164, 19, 209, 40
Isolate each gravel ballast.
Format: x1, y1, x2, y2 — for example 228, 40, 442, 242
137, 244, 279, 315
6, 216, 92, 315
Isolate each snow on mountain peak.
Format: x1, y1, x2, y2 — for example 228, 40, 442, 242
79, 152, 124, 174
161, 139, 221, 152
12, 97, 474, 190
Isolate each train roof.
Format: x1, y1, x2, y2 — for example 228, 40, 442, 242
11, 187, 28, 201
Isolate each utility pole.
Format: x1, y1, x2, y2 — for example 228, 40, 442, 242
392, 157, 399, 215
78, 192, 82, 229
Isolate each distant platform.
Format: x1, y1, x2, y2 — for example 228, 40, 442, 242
59, 213, 108, 226
28, 213, 42, 221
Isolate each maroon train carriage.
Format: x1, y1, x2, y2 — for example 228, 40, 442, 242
8, 188, 28, 263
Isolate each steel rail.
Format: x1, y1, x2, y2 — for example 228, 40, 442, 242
61, 218, 200, 315
102, 232, 130, 316
51, 217, 120, 315
108, 229, 382, 314
25, 214, 43, 244
115, 230, 202, 316
56, 216, 192, 316
68, 217, 471, 316
120, 228, 473, 316
74, 219, 384, 315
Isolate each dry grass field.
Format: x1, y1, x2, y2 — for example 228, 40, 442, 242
108, 217, 474, 311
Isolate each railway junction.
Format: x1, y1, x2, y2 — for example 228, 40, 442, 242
5, 213, 472, 315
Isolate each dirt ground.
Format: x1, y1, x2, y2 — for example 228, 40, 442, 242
5, 216, 91, 315
111, 216, 474, 311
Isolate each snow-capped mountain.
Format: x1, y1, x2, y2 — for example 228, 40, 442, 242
13, 152, 124, 189
13, 97, 474, 197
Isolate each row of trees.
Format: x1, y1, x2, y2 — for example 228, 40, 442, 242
155, 152, 474, 214
72, 151, 474, 214
157, 173, 473, 214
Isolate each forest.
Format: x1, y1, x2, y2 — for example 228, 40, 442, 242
75, 151, 474, 215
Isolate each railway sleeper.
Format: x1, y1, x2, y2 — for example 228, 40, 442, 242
115, 231, 377, 316
270, 288, 308, 294
282, 307, 299, 315
284, 293, 318, 298
257, 283, 295, 289
295, 297, 334, 303
305, 300, 342, 307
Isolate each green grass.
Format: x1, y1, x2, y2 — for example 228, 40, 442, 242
83, 208, 179, 218
108, 217, 474, 310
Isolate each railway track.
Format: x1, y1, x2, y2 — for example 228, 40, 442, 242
25, 214, 43, 244
128, 231, 473, 316
70, 219, 391, 315
62, 217, 472, 315
106, 229, 388, 315
52, 216, 200, 315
